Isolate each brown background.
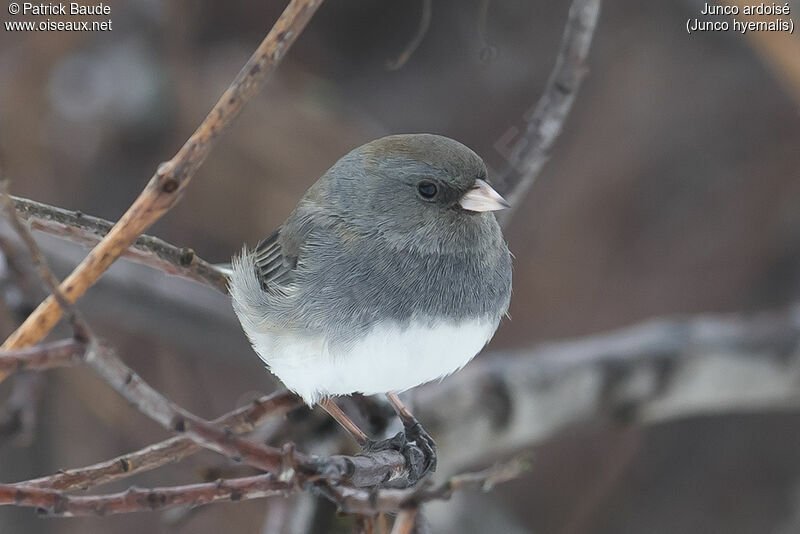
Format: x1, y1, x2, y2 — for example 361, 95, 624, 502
1, 1, 799, 532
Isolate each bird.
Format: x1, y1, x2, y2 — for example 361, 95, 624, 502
229, 133, 512, 479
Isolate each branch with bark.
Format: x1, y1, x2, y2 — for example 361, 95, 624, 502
20, 391, 298, 492
11, 196, 229, 293
0, 338, 86, 373
1, 474, 290, 517
0, 458, 525, 518
417, 304, 800, 473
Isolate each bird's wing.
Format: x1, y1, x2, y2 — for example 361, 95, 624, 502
253, 180, 330, 294
254, 227, 299, 292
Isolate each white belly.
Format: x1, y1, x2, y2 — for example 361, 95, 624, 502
242, 319, 496, 405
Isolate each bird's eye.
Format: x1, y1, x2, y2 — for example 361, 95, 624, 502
417, 180, 438, 199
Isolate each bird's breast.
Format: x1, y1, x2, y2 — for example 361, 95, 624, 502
245, 317, 497, 404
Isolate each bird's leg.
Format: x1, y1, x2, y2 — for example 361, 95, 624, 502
386, 391, 437, 476
320, 397, 404, 454
318, 397, 369, 446
319, 395, 437, 484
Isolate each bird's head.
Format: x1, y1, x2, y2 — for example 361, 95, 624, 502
323, 134, 509, 253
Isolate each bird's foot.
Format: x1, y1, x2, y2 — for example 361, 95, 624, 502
403, 418, 437, 475
363, 423, 437, 484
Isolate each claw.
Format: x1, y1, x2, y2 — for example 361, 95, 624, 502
362, 426, 437, 484
404, 420, 437, 474
363, 431, 406, 453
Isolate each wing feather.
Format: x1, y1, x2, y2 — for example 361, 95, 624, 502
254, 228, 298, 292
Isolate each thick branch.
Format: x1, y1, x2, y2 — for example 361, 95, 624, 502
417, 305, 800, 473
11, 196, 228, 293
494, 0, 602, 222
0, 0, 323, 367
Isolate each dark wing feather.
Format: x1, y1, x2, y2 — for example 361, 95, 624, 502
254, 228, 298, 292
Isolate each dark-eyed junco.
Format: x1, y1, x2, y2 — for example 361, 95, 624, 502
229, 133, 512, 476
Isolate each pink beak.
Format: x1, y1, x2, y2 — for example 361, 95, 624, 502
458, 179, 511, 212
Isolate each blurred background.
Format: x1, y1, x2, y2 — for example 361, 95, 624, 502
1, 0, 799, 532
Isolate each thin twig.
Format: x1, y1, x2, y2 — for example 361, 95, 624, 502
494, 0, 602, 223
0, 458, 525, 517
18, 391, 299, 492
1, 474, 291, 517
85, 343, 288, 474
11, 196, 228, 293
0, 338, 86, 373
477, 0, 497, 63
386, 0, 432, 70
0, 184, 90, 341
83, 342, 414, 485
0, 0, 324, 375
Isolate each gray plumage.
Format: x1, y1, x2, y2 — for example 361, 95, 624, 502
230, 133, 512, 403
